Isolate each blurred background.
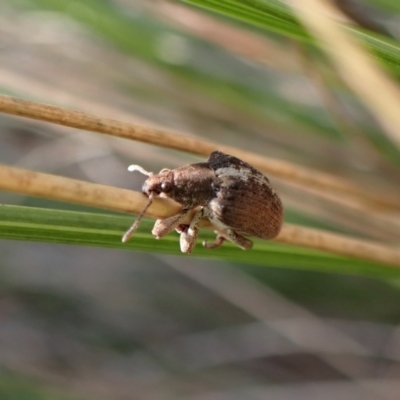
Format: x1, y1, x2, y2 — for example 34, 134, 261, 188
1, 0, 400, 399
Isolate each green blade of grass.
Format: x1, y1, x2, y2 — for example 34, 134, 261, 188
25, 0, 400, 77
18, 0, 400, 165
180, 0, 400, 76
1, 205, 399, 277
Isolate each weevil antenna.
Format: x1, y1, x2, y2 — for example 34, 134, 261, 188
127, 164, 153, 177
122, 193, 154, 243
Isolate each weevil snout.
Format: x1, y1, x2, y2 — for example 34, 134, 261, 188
141, 178, 154, 196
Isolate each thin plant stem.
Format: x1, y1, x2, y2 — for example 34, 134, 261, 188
0, 94, 399, 213
290, 0, 400, 150
0, 164, 400, 268
0, 164, 180, 218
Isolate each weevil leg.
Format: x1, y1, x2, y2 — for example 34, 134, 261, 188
175, 224, 189, 234
178, 207, 254, 252
206, 212, 253, 250
223, 229, 253, 250
202, 234, 226, 249
152, 209, 190, 239
179, 208, 205, 254
203, 229, 252, 250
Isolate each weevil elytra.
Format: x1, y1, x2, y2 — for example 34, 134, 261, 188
122, 151, 283, 253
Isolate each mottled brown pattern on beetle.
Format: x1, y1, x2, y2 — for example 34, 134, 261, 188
170, 163, 215, 208
125, 150, 284, 252
208, 152, 283, 239
142, 163, 215, 208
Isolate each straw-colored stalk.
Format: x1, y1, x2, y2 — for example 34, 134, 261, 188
1, 164, 399, 268
0, 94, 398, 213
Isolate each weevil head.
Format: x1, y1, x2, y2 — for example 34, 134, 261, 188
142, 168, 175, 198
143, 163, 216, 208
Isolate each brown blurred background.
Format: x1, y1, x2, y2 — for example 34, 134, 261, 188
1, 1, 400, 399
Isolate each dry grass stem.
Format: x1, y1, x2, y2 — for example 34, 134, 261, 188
290, 0, 400, 149
276, 224, 400, 268
0, 94, 399, 213
297, 45, 385, 168
155, 1, 294, 69
0, 164, 180, 219
1, 164, 399, 268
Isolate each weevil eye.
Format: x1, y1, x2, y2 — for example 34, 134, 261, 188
161, 181, 172, 193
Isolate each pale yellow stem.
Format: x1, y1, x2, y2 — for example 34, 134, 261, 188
0, 94, 398, 212
0, 164, 180, 218
0, 164, 399, 268
289, 0, 400, 148
276, 224, 400, 268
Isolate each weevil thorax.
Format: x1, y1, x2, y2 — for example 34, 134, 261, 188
142, 163, 216, 208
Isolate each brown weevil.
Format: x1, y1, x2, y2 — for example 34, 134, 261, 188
122, 151, 283, 253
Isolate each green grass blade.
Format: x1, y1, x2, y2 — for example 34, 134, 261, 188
1, 205, 399, 277
180, 0, 400, 75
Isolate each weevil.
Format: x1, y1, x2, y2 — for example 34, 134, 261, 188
122, 151, 283, 253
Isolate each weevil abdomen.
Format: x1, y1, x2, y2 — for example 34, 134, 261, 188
207, 151, 283, 239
